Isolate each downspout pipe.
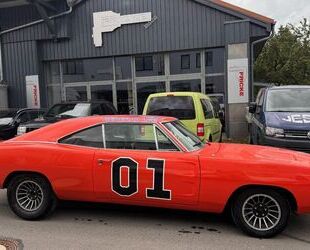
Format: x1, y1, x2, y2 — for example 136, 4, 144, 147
0, 5, 73, 82
250, 25, 275, 101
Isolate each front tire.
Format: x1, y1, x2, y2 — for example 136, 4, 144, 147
7, 174, 55, 220
231, 188, 290, 238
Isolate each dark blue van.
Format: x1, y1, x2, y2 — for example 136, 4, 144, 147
249, 86, 310, 153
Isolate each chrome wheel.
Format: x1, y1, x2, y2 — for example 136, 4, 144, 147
16, 180, 44, 212
242, 194, 281, 231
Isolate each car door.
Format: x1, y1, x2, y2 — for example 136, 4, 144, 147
56, 125, 105, 200
93, 123, 200, 207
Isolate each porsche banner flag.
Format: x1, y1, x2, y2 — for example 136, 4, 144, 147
227, 58, 249, 104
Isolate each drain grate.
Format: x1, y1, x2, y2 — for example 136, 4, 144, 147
0, 238, 23, 250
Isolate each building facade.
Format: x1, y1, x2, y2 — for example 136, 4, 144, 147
0, 0, 275, 138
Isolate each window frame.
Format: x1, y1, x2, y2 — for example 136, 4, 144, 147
58, 124, 105, 149
200, 99, 214, 119
205, 51, 213, 67
57, 123, 182, 152
181, 54, 190, 70
135, 56, 154, 72
154, 126, 180, 152
102, 123, 181, 152
196, 53, 201, 68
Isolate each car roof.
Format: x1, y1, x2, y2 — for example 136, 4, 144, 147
148, 92, 210, 99
9, 115, 177, 143
0, 108, 45, 115
267, 85, 310, 90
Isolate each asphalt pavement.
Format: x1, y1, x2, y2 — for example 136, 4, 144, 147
0, 190, 310, 250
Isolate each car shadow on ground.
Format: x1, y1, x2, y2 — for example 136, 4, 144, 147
54, 200, 231, 234
50, 200, 310, 242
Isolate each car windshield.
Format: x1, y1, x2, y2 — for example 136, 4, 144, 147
266, 89, 310, 112
164, 120, 204, 151
45, 103, 90, 118
0, 111, 17, 125
58, 103, 91, 118
146, 96, 196, 120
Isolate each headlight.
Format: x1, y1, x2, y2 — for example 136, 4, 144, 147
17, 126, 27, 136
265, 127, 284, 137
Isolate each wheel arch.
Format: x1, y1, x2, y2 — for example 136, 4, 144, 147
3, 171, 53, 190
224, 184, 298, 213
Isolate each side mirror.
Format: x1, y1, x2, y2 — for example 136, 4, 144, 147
219, 111, 225, 119
15, 118, 21, 124
248, 102, 257, 114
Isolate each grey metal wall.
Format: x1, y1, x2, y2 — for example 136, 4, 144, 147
38, 0, 238, 60
1, 0, 271, 108
2, 41, 39, 107
0, 0, 67, 31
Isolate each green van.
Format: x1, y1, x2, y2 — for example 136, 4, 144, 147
143, 92, 223, 142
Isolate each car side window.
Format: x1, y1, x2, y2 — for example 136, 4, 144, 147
200, 99, 214, 119
155, 128, 179, 151
17, 112, 29, 123
59, 125, 104, 148
29, 111, 43, 120
104, 124, 157, 150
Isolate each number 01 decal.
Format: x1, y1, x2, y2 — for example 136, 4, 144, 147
111, 157, 171, 200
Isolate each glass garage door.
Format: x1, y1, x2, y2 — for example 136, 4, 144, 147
136, 82, 166, 114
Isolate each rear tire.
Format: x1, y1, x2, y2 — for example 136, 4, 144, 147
231, 188, 290, 238
7, 174, 56, 220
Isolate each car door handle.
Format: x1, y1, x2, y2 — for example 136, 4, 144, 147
97, 159, 110, 166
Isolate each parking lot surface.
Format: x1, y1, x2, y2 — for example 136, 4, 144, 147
0, 190, 310, 250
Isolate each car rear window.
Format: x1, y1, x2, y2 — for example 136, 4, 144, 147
146, 96, 196, 120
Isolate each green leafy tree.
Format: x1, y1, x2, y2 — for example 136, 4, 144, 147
254, 18, 310, 85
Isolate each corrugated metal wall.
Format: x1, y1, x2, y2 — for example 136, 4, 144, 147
37, 0, 238, 61
2, 41, 39, 107
0, 0, 67, 31
224, 21, 250, 44
1, 0, 271, 108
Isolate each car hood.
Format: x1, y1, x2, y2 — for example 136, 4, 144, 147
205, 143, 310, 164
265, 112, 310, 130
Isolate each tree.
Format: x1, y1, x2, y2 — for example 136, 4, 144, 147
254, 18, 310, 85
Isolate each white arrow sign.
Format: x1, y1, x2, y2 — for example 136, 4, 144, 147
93, 11, 152, 47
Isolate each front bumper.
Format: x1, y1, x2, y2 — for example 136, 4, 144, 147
262, 135, 310, 153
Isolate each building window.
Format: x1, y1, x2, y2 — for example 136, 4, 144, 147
170, 79, 201, 93
62, 60, 84, 75
135, 54, 164, 77
196, 53, 201, 68
205, 75, 224, 94
181, 55, 190, 69
170, 50, 201, 75
115, 56, 132, 80
135, 56, 153, 71
205, 51, 213, 67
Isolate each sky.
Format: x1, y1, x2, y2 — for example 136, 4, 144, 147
224, 0, 310, 28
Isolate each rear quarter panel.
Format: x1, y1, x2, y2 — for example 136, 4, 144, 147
0, 143, 95, 201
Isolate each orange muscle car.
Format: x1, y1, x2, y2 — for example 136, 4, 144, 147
0, 115, 310, 238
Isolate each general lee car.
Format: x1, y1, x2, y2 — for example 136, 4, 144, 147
0, 116, 310, 238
